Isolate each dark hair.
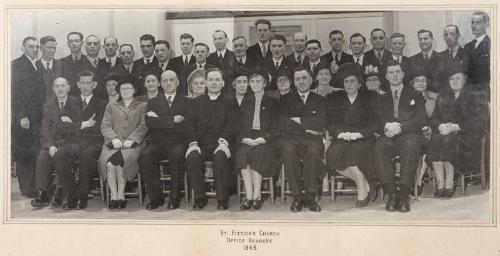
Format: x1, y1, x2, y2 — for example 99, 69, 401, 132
206, 67, 225, 81
40, 35, 56, 45
269, 34, 286, 45
119, 43, 134, 51
306, 39, 322, 49
104, 73, 120, 84
154, 40, 170, 49
67, 32, 83, 41
22, 36, 37, 46
140, 34, 155, 44
370, 28, 386, 37
180, 33, 194, 42
329, 30, 344, 38
143, 69, 161, 83
390, 32, 405, 41
232, 36, 247, 43
116, 80, 135, 101
293, 66, 313, 78
350, 33, 366, 43
213, 30, 228, 38
194, 42, 210, 52
444, 24, 460, 36
417, 29, 433, 39
385, 60, 402, 72
77, 70, 96, 81
254, 19, 272, 29
472, 11, 490, 24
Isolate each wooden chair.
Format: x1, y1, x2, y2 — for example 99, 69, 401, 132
158, 159, 189, 204
329, 174, 358, 203
456, 136, 488, 195
191, 161, 217, 205
237, 173, 274, 204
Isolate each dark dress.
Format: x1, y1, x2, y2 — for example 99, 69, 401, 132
325, 91, 378, 180
426, 89, 488, 172
235, 94, 279, 177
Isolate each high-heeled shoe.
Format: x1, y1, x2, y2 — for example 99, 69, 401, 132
434, 189, 445, 198
109, 200, 118, 209
118, 199, 127, 209
444, 188, 455, 198
240, 199, 253, 210
252, 198, 264, 210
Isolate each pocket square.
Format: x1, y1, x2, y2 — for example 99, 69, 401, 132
312, 110, 317, 114
410, 99, 415, 105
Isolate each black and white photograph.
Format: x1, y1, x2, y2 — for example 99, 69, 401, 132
1, 3, 498, 255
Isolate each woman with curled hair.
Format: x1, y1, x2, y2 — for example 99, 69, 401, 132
186, 68, 207, 99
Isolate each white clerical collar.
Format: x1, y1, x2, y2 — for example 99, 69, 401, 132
217, 49, 227, 57
143, 55, 154, 64
236, 56, 246, 64
81, 94, 93, 103
208, 92, 221, 100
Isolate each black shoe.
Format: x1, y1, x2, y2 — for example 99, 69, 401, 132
193, 198, 207, 211
217, 199, 229, 211
434, 188, 445, 198
109, 200, 118, 209
444, 188, 455, 198
146, 198, 165, 210
62, 197, 78, 210
75, 199, 88, 210
304, 197, 321, 212
385, 194, 399, 212
240, 199, 253, 210
167, 198, 180, 209
252, 198, 264, 210
118, 199, 127, 209
371, 183, 380, 202
50, 187, 63, 206
398, 195, 411, 213
356, 193, 371, 208
31, 190, 49, 208
290, 196, 303, 212
417, 184, 424, 196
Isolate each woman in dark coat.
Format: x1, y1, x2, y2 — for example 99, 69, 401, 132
325, 63, 378, 207
427, 66, 488, 198
235, 71, 279, 210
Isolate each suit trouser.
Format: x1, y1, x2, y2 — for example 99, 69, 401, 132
138, 142, 185, 202
280, 135, 324, 196
35, 149, 62, 192
53, 143, 102, 199
16, 161, 36, 195
186, 143, 230, 201
373, 134, 423, 196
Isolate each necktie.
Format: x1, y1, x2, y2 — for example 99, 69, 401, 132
261, 44, 267, 58
275, 61, 280, 69
238, 58, 243, 66
448, 49, 454, 59
355, 58, 360, 64
335, 54, 339, 64
146, 58, 150, 65
218, 53, 223, 65
47, 62, 52, 73
160, 63, 165, 71
82, 98, 88, 111
184, 56, 188, 66
93, 59, 98, 68
199, 64, 203, 69
297, 56, 301, 64
300, 94, 306, 105
377, 51, 382, 60
167, 96, 173, 107
472, 39, 478, 49
59, 101, 64, 112
396, 57, 400, 64
312, 63, 316, 73
393, 89, 399, 119
423, 53, 429, 61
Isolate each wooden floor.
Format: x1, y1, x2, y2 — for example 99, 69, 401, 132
8, 176, 491, 223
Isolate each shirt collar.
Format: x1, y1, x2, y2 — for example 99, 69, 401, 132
196, 61, 207, 68
298, 90, 310, 101
87, 55, 98, 64
71, 52, 82, 61
258, 41, 269, 49
448, 45, 460, 56
164, 92, 176, 100
237, 56, 246, 63
374, 49, 385, 56
143, 55, 154, 64
208, 92, 221, 100
159, 60, 169, 68
392, 54, 402, 61
309, 59, 321, 65
273, 56, 284, 63
217, 49, 227, 57
390, 84, 403, 95
41, 58, 52, 69
58, 96, 68, 105
183, 54, 192, 61
294, 51, 304, 59
475, 34, 486, 44
81, 94, 93, 103
25, 55, 37, 68
353, 54, 364, 63
106, 55, 117, 65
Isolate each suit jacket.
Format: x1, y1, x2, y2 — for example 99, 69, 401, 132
145, 93, 189, 144
66, 94, 107, 148
110, 62, 145, 97
364, 48, 392, 68
279, 90, 327, 137
464, 35, 490, 89
260, 57, 295, 91
185, 94, 236, 145
284, 52, 309, 72
432, 47, 466, 92
327, 91, 378, 140
381, 55, 412, 88
178, 63, 216, 95
320, 51, 354, 66
39, 96, 80, 149
234, 55, 259, 73
166, 55, 196, 78
207, 50, 237, 93
132, 56, 160, 96
100, 56, 123, 77
79, 57, 109, 100
377, 86, 426, 136
409, 51, 440, 92
237, 94, 279, 143
60, 54, 91, 97
36, 59, 63, 97
304, 60, 330, 88
247, 43, 272, 64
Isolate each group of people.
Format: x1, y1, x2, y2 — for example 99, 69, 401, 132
11, 11, 490, 214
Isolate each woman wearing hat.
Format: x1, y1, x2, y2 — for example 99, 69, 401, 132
135, 69, 161, 102
427, 65, 488, 198
235, 71, 279, 210
104, 73, 120, 103
364, 65, 386, 95
98, 81, 148, 209
186, 68, 207, 98
325, 63, 378, 207
230, 69, 251, 107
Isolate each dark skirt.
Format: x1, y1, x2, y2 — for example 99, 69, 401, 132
326, 139, 373, 178
107, 150, 124, 167
235, 130, 277, 177
426, 133, 469, 171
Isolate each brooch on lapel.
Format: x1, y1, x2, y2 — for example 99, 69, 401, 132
312, 110, 317, 114
410, 99, 415, 105
261, 106, 266, 110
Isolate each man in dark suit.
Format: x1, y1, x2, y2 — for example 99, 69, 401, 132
382, 33, 412, 87
185, 68, 236, 210
31, 77, 78, 207
179, 43, 216, 95
79, 35, 108, 99
304, 39, 328, 84
154, 40, 171, 73
320, 30, 353, 72
246, 19, 273, 64
138, 70, 189, 210
233, 36, 258, 71
36, 35, 63, 97
132, 34, 159, 96
373, 60, 426, 213
52, 70, 106, 210
259, 34, 294, 91
350, 33, 369, 69
409, 29, 439, 92
284, 32, 309, 71
61, 32, 86, 97
279, 66, 327, 212
207, 30, 236, 93
101, 36, 122, 73
365, 28, 392, 68
166, 33, 196, 77
111, 44, 143, 96
11, 36, 46, 198
432, 25, 466, 93
464, 11, 490, 98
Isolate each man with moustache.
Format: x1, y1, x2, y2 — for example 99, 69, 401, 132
247, 19, 273, 64
12, 36, 46, 198
179, 43, 216, 95
207, 30, 236, 93
409, 29, 439, 92
167, 33, 196, 77
36, 35, 63, 97
139, 70, 190, 210
285, 32, 309, 71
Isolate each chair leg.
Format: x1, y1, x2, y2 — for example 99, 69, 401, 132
105, 179, 109, 206
184, 174, 189, 204
480, 136, 486, 190
237, 173, 241, 204
100, 176, 105, 205
280, 166, 285, 204
460, 174, 465, 195
330, 175, 335, 203
137, 173, 143, 205
269, 177, 274, 204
